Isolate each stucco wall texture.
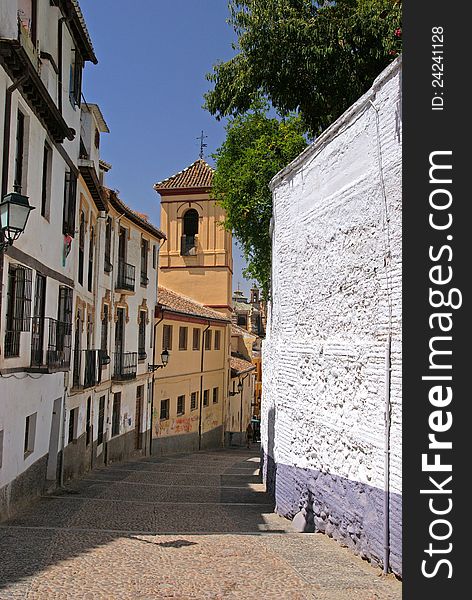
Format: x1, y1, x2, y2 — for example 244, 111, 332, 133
262, 58, 402, 575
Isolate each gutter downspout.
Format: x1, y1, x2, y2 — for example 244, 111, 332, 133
384, 334, 392, 574
149, 310, 165, 456
198, 321, 211, 450
59, 382, 67, 487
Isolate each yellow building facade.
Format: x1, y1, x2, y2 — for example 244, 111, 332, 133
151, 287, 231, 455
154, 159, 233, 317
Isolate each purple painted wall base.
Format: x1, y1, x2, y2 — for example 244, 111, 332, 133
262, 451, 402, 576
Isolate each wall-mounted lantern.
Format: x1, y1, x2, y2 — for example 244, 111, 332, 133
0, 192, 35, 252
148, 348, 170, 372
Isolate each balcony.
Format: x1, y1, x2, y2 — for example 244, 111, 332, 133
181, 234, 197, 256
116, 261, 135, 292
112, 352, 137, 381
30, 317, 72, 371
72, 349, 104, 389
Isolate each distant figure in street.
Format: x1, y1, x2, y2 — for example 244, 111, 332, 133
246, 422, 253, 448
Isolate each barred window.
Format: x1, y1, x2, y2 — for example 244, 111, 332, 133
177, 395, 185, 415
160, 398, 169, 420
213, 387, 219, 404
4, 264, 33, 358
203, 389, 209, 406
101, 305, 109, 354
190, 392, 198, 411
162, 324, 172, 350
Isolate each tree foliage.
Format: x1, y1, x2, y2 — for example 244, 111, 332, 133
212, 108, 308, 298
205, 0, 402, 135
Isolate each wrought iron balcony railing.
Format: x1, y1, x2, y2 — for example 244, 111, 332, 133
116, 261, 135, 292
30, 317, 72, 370
112, 352, 137, 381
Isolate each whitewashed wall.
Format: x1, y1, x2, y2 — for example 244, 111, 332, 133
262, 58, 402, 575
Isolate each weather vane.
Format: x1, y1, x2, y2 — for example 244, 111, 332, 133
197, 130, 208, 159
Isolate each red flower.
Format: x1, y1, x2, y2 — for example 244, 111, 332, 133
389, 50, 398, 56
394, 28, 402, 38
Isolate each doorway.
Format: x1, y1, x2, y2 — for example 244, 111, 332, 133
135, 385, 144, 450
46, 398, 62, 481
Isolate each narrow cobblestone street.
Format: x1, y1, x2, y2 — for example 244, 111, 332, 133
0, 447, 401, 599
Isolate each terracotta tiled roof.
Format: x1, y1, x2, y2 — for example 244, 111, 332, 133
231, 324, 257, 339
158, 287, 231, 323
154, 159, 214, 192
104, 188, 165, 240
69, 1, 97, 63
230, 355, 256, 375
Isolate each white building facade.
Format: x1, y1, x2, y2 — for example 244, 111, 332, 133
0, 1, 166, 520
262, 58, 402, 575
0, 0, 97, 520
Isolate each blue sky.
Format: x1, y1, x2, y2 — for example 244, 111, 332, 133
80, 0, 251, 296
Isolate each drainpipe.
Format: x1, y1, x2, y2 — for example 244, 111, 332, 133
149, 309, 164, 456
198, 321, 211, 450
384, 334, 392, 574
59, 381, 68, 487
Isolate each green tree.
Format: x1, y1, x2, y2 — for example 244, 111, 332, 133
205, 0, 401, 135
212, 108, 308, 298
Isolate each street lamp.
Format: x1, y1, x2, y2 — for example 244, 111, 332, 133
148, 348, 170, 372
229, 378, 243, 396
0, 192, 35, 252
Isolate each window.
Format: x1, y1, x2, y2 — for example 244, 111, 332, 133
104, 217, 112, 272
68, 408, 78, 444
162, 324, 172, 350
94, 128, 100, 149
213, 387, 219, 404
181, 209, 199, 255
78, 211, 85, 285
14, 110, 26, 193
153, 244, 158, 269
177, 395, 185, 415
237, 314, 247, 327
86, 397, 91, 446
204, 330, 212, 351
192, 328, 200, 351
160, 398, 169, 420
24, 412, 37, 456
69, 50, 83, 106
97, 395, 105, 446
141, 238, 149, 286
87, 226, 94, 292
62, 171, 78, 236
57, 286, 73, 359
101, 304, 109, 355
179, 326, 188, 351
203, 389, 209, 407
41, 142, 52, 218
214, 330, 221, 351
190, 392, 198, 411
4, 264, 33, 358
138, 311, 146, 360
112, 393, 121, 437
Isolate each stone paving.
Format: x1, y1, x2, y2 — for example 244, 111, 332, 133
0, 446, 402, 599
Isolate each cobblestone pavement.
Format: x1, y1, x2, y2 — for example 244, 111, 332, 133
0, 446, 402, 599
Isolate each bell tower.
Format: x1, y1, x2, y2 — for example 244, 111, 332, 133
154, 159, 233, 316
